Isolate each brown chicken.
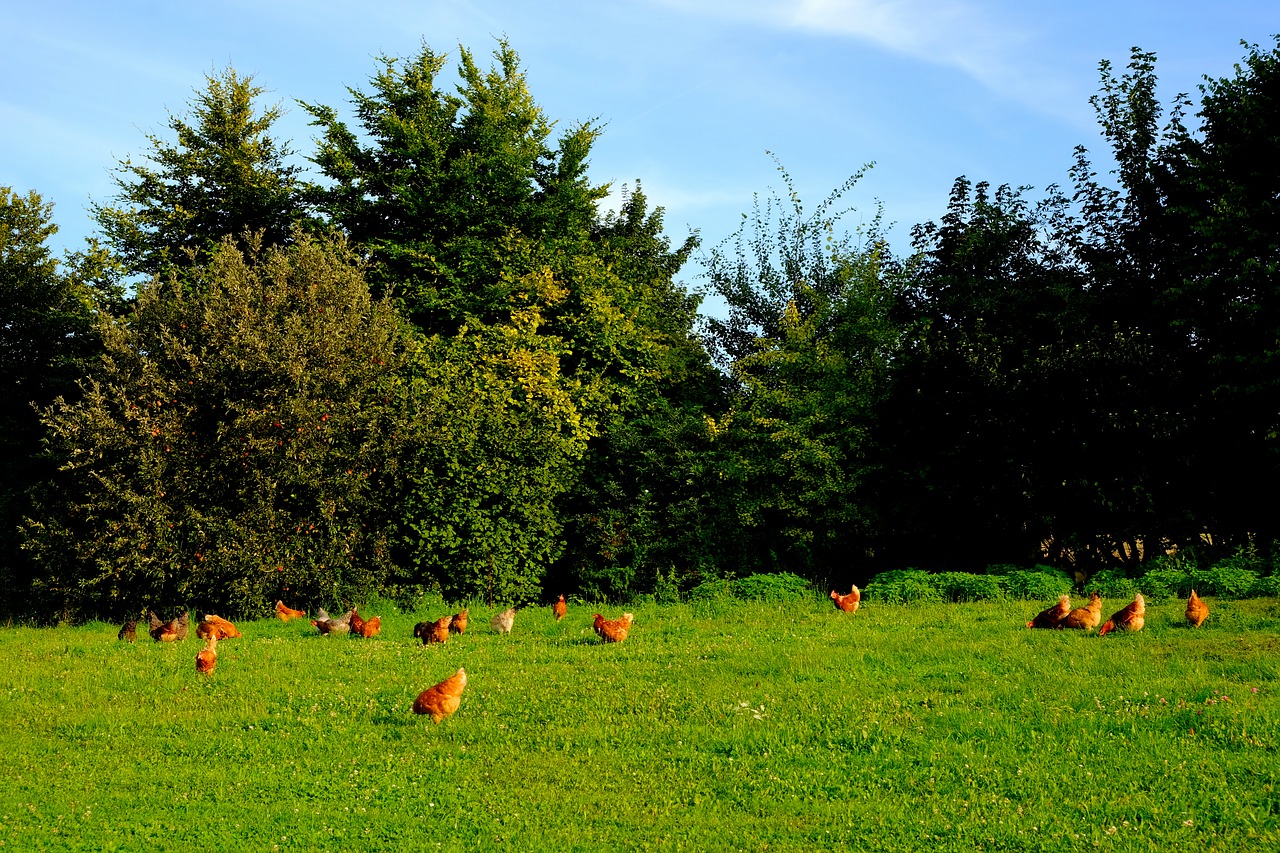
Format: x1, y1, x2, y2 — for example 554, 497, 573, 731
275, 600, 307, 621
149, 611, 190, 642
418, 615, 450, 645
593, 612, 634, 643
195, 636, 217, 675
1185, 590, 1209, 628
1026, 595, 1071, 629
196, 614, 241, 640
413, 668, 467, 723
490, 607, 516, 635
449, 609, 468, 634
118, 620, 137, 643
1062, 591, 1103, 631
552, 594, 568, 621
1099, 593, 1146, 636
358, 615, 382, 638
311, 607, 353, 635
349, 608, 366, 636
830, 585, 861, 613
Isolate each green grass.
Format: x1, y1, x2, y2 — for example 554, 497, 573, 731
2, 596, 1279, 852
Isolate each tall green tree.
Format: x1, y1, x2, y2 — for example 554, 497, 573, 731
24, 233, 411, 621
0, 189, 102, 617
93, 67, 313, 279
307, 42, 718, 600
704, 167, 905, 581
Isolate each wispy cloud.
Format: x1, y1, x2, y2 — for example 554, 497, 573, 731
647, 0, 1086, 123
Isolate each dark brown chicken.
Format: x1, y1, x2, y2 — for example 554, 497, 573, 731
552, 594, 568, 622
117, 620, 137, 643
1062, 591, 1103, 631
349, 609, 366, 636
1186, 590, 1209, 628
413, 668, 467, 723
593, 612, 634, 643
1026, 595, 1071, 629
149, 611, 190, 642
1099, 593, 1146, 636
830, 585, 861, 613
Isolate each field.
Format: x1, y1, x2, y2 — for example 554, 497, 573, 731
2, 595, 1278, 852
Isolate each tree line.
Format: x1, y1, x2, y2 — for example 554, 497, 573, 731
2, 38, 1277, 622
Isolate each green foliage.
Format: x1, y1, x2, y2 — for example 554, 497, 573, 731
704, 161, 906, 578
684, 571, 812, 604
1088, 569, 1139, 598
395, 287, 591, 604
93, 67, 313, 278
930, 571, 1005, 602
993, 566, 1075, 600
0, 188, 102, 619
864, 569, 945, 604
23, 233, 411, 620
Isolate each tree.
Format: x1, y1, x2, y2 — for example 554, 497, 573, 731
23, 233, 411, 621
93, 67, 313, 279
0, 188, 101, 618
308, 42, 719, 599
304, 39, 606, 334
704, 166, 905, 581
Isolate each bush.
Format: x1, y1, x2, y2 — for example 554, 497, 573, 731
1089, 569, 1138, 598
1190, 565, 1260, 598
685, 577, 735, 602
731, 572, 813, 602
865, 570, 944, 604
1136, 567, 1193, 600
999, 568, 1073, 600
932, 572, 1005, 602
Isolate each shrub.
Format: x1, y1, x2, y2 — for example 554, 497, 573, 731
730, 572, 812, 603
932, 572, 1005, 602
865, 570, 944, 604
999, 568, 1073, 600
685, 578, 735, 602
1089, 569, 1138, 598
1137, 567, 1194, 600
1190, 565, 1260, 598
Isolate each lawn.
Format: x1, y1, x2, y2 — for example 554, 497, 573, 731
2, 595, 1278, 852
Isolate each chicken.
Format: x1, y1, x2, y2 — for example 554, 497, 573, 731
449, 609, 468, 634
1185, 589, 1209, 628
830, 584, 861, 613
117, 619, 137, 643
358, 615, 382, 638
348, 608, 366, 636
490, 607, 516, 635
412, 668, 467, 723
593, 612, 634, 643
195, 636, 217, 675
1062, 591, 1103, 631
311, 607, 353, 635
419, 616, 450, 645
275, 600, 307, 621
196, 614, 241, 640
552, 594, 568, 622
1099, 593, 1146, 636
1026, 595, 1071, 629
149, 611, 190, 642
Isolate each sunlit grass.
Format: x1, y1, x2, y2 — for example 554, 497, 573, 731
2, 596, 1278, 851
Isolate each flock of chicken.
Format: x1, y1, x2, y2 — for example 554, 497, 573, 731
117, 584, 1209, 724
117, 593, 634, 724
1023, 589, 1210, 634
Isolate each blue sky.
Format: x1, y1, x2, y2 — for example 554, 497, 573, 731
5, 1, 1276, 307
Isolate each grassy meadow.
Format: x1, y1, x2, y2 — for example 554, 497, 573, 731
2, 594, 1278, 852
